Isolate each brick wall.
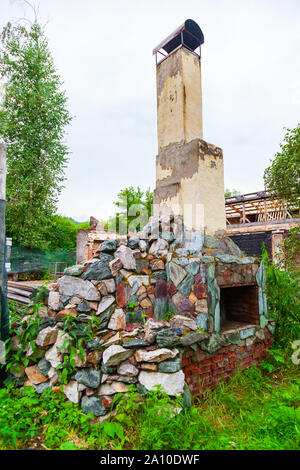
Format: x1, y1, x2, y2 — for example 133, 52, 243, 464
182, 329, 272, 396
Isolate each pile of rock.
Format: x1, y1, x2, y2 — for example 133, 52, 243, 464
8, 216, 274, 417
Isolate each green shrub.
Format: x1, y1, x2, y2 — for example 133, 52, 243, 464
262, 249, 300, 350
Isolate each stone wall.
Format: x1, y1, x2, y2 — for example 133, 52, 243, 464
9, 216, 274, 418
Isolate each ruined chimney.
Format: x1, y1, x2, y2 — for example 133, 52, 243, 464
153, 20, 226, 235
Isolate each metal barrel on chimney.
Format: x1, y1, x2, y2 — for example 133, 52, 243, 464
153, 19, 204, 63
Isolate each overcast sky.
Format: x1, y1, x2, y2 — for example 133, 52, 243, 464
1, 0, 299, 222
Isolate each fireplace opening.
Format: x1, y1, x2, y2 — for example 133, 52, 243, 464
220, 284, 259, 332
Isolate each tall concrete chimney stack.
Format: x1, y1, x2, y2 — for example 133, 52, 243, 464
153, 20, 226, 235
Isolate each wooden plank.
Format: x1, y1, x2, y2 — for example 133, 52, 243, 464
7, 293, 31, 304
7, 281, 34, 292
7, 286, 32, 298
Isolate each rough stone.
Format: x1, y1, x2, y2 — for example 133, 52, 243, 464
158, 357, 181, 373
101, 240, 117, 253
98, 382, 129, 396
117, 361, 139, 376
109, 258, 123, 276
37, 358, 51, 377
63, 381, 80, 404
135, 348, 178, 363
128, 236, 140, 249
138, 370, 185, 395
144, 318, 170, 343
149, 238, 169, 257
81, 396, 108, 416
180, 331, 207, 346
115, 245, 136, 270
45, 330, 71, 368
156, 328, 181, 348
48, 291, 61, 311
34, 382, 51, 394
186, 262, 200, 275
195, 313, 209, 331
125, 309, 145, 325
161, 231, 174, 243
98, 305, 114, 329
35, 326, 58, 348
74, 369, 101, 389
58, 276, 100, 301
122, 339, 149, 348
240, 328, 256, 339
154, 298, 168, 319
170, 315, 197, 331
108, 308, 126, 330
77, 300, 91, 313
25, 365, 48, 385
169, 262, 187, 287
64, 265, 84, 277
260, 315, 268, 329
103, 345, 133, 366
97, 295, 115, 315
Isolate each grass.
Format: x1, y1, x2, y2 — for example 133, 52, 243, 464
0, 363, 299, 450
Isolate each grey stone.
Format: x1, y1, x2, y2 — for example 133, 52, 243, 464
117, 376, 137, 384
195, 313, 209, 331
75, 369, 101, 388
158, 357, 181, 373
58, 276, 100, 301
37, 358, 51, 377
101, 363, 117, 374
126, 309, 145, 325
138, 370, 185, 396
204, 235, 220, 249
240, 328, 256, 339
48, 291, 61, 311
154, 298, 168, 319
128, 236, 140, 249
97, 295, 115, 315
117, 361, 139, 376
86, 337, 102, 351
77, 300, 91, 313
200, 334, 224, 353
98, 305, 114, 329
115, 245, 136, 270
64, 265, 84, 276
103, 345, 133, 366
151, 271, 167, 282
177, 273, 194, 297
186, 262, 200, 275
180, 332, 207, 346
81, 396, 108, 417
268, 324, 275, 335
226, 332, 240, 344
170, 315, 197, 331
260, 315, 268, 329
161, 231, 174, 243
34, 382, 51, 394
156, 328, 180, 348
169, 262, 187, 287
82, 257, 113, 281
224, 237, 243, 256
149, 238, 169, 257
100, 240, 117, 253
122, 339, 150, 348
182, 383, 192, 409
